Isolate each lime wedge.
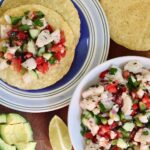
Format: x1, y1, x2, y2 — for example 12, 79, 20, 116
49, 116, 72, 150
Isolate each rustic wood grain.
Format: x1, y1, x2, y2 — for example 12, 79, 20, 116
0, 39, 149, 150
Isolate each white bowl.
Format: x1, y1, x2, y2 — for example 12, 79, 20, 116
68, 56, 150, 150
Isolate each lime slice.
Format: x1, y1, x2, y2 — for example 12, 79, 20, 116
49, 115, 72, 150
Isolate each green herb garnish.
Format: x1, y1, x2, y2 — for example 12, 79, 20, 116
19, 25, 30, 31
99, 102, 107, 112
36, 11, 45, 18
10, 16, 22, 25
49, 57, 57, 64
127, 76, 139, 90
33, 19, 43, 27
1, 46, 7, 53
80, 123, 89, 136
143, 130, 149, 135
94, 115, 101, 125
109, 68, 118, 75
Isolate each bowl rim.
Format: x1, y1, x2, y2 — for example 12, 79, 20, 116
68, 55, 150, 149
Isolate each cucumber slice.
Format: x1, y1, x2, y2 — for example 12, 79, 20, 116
139, 102, 146, 112
123, 122, 135, 132
27, 40, 36, 55
119, 128, 130, 138
37, 47, 45, 56
94, 115, 101, 125
0, 138, 16, 150
15, 142, 36, 150
100, 117, 107, 125
0, 114, 7, 124
7, 113, 26, 125
0, 123, 33, 145
83, 110, 94, 119
29, 70, 38, 79
134, 118, 143, 127
43, 53, 52, 60
29, 29, 40, 39
117, 138, 128, 149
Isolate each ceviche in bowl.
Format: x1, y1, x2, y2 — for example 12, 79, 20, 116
68, 56, 150, 150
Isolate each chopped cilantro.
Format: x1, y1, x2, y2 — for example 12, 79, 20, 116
49, 57, 57, 64
99, 102, 107, 112
10, 16, 22, 25
36, 11, 45, 18
80, 123, 89, 136
109, 68, 118, 75
143, 130, 149, 135
1, 46, 7, 53
19, 25, 30, 31
127, 76, 139, 90
94, 115, 101, 125
33, 19, 43, 27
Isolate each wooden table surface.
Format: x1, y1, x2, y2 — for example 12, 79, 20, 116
0, 40, 150, 150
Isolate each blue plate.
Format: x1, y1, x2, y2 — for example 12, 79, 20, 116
0, 0, 110, 112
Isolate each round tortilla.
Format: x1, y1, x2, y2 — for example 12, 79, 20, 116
0, 4, 76, 90
1, 0, 80, 46
100, 0, 150, 51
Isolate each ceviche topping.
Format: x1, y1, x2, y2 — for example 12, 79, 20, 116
0, 11, 66, 78
80, 60, 150, 150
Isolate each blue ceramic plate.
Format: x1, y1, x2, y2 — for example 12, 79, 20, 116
0, 0, 110, 112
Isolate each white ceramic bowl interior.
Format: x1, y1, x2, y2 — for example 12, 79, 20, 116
68, 56, 150, 150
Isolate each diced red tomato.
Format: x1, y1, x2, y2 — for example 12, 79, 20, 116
131, 110, 137, 116
142, 95, 150, 104
17, 31, 28, 40
5, 53, 13, 60
14, 40, 23, 46
106, 84, 117, 93
45, 25, 53, 33
103, 132, 110, 140
112, 146, 121, 150
37, 62, 49, 74
122, 70, 130, 79
59, 31, 65, 44
132, 103, 138, 110
24, 52, 33, 59
51, 44, 65, 53
115, 96, 123, 106
110, 122, 118, 129
36, 57, 45, 65
84, 132, 94, 139
121, 86, 127, 93
60, 49, 66, 57
99, 70, 109, 79
11, 58, 22, 72
116, 131, 122, 138
98, 125, 110, 136
54, 53, 61, 62
130, 130, 137, 140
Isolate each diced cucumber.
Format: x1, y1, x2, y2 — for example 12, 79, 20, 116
29, 70, 38, 79
99, 103, 107, 112
29, 29, 40, 39
15, 142, 36, 150
27, 40, 36, 55
83, 110, 94, 119
0, 138, 16, 150
94, 115, 101, 125
37, 47, 45, 56
7, 113, 26, 125
100, 117, 107, 125
43, 53, 52, 60
134, 118, 143, 127
123, 122, 135, 132
0, 114, 7, 124
119, 128, 130, 138
139, 102, 146, 112
118, 111, 125, 120
0, 123, 33, 145
81, 117, 88, 127
111, 139, 117, 145
117, 138, 128, 149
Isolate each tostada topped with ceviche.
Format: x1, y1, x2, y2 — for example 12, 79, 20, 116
0, 4, 76, 90
80, 60, 150, 150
